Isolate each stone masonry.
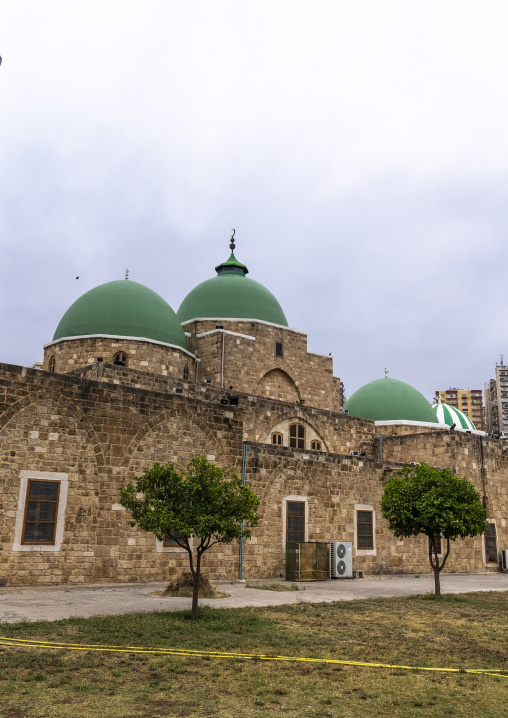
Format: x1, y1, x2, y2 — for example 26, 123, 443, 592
184, 319, 343, 412
1, 361, 506, 587
43, 336, 197, 378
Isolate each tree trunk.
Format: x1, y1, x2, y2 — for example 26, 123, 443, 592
433, 564, 441, 596
191, 550, 202, 620
191, 574, 199, 619
428, 534, 442, 597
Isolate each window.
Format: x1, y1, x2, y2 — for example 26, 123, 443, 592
275, 342, 283, 358
485, 523, 497, 563
272, 432, 283, 445
113, 352, 127, 367
286, 501, 305, 542
311, 440, 321, 450
21, 480, 60, 545
48, 356, 56, 373
183, 365, 189, 381
289, 423, 305, 449
163, 530, 184, 548
13, 471, 68, 552
356, 510, 373, 549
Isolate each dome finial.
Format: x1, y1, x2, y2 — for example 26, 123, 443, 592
384, 367, 389, 377
229, 228, 236, 251
125, 269, 129, 280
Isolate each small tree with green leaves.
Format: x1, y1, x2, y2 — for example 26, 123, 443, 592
381, 463, 488, 596
120, 456, 260, 618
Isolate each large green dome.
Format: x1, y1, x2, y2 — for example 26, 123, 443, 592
177, 250, 288, 326
343, 377, 438, 423
53, 280, 188, 349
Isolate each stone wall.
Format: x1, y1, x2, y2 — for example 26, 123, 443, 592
43, 337, 196, 378
243, 395, 374, 455
67, 364, 365, 454
239, 442, 495, 578
185, 320, 343, 412
0, 364, 242, 586
380, 430, 508, 565
374, 423, 449, 438
1, 363, 506, 587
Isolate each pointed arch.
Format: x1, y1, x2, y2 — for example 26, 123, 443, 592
255, 368, 300, 404
0, 389, 105, 467
122, 406, 226, 478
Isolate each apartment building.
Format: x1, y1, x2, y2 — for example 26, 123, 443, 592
484, 358, 508, 437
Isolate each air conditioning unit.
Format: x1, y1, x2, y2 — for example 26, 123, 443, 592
350, 451, 359, 456
501, 549, 508, 571
173, 388, 184, 394
330, 541, 353, 579
203, 379, 213, 385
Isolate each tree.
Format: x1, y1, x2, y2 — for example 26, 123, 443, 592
381, 463, 488, 596
119, 456, 260, 618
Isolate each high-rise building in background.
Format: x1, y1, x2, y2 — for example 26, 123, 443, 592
484, 357, 508, 437
434, 388, 484, 431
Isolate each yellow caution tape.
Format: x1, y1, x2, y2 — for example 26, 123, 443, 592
0, 636, 506, 678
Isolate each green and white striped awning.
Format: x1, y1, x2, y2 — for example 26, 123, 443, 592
432, 403, 476, 431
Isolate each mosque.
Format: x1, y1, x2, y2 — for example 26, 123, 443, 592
0, 236, 505, 586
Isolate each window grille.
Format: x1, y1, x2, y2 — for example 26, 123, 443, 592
485, 523, 497, 562
286, 501, 305, 542
357, 510, 373, 549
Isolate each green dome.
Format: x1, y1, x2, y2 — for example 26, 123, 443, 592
343, 377, 438, 423
53, 280, 188, 349
177, 250, 288, 326
432, 403, 476, 430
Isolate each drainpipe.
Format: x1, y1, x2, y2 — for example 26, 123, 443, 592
239, 442, 248, 581
479, 436, 488, 509
221, 331, 225, 389
379, 434, 383, 462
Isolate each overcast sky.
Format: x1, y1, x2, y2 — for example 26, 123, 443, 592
1, 1, 507, 403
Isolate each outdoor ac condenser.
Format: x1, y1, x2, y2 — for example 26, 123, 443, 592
330, 541, 353, 578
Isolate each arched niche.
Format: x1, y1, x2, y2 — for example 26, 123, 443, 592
256, 368, 300, 404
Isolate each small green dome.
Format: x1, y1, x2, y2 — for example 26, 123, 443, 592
343, 377, 438, 423
432, 402, 476, 430
177, 250, 288, 326
53, 280, 188, 349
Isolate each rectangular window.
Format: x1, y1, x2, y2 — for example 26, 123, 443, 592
163, 530, 184, 547
485, 523, 497, 563
356, 510, 373, 549
21, 480, 60, 545
275, 342, 284, 358
286, 501, 305, 543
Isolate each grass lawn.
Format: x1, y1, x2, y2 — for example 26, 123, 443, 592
1, 591, 508, 717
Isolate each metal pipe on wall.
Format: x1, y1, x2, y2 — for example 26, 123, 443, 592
238, 442, 248, 580
221, 331, 225, 389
